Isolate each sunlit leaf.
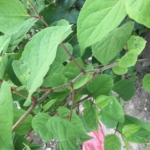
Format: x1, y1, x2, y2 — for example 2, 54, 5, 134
77, 0, 127, 54
142, 74, 150, 92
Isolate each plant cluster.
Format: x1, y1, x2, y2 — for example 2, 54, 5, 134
0, 0, 150, 150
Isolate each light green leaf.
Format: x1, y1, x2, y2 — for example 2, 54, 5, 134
23, 143, 31, 150
0, 82, 14, 150
96, 95, 111, 108
0, 0, 29, 34
0, 35, 11, 53
101, 96, 124, 123
125, 0, 150, 28
127, 36, 146, 55
32, 113, 90, 150
77, 0, 127, 54
92, 21, 134, 66
58, 106, 86, 133
74, 74, 92, 89
54, 43, 73, 63
142, 74, 150, 92
8, 18, 38, 52
43, 99, 57, 112
13, 25, 72, 106
0, 56, 8, 79
87, 74, 113, 98
118, 51, 138, 67
112, 65, 128, 75
122, 124, 141, 138
13, 108, 33, 135
83, 101, 98, 131
113, 80, 135, 101
104, 134, 121, 150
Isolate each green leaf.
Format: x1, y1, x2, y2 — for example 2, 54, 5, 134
122, 124, 141, 138
0, 0, 29, 34
113, 80, 135, 101
101, 96, 124, 123
64, 9, 79, 24
77, 0, 127, 54
74, 74, 92, 89
87, 74, 113, 98
118, 115, 150, 143
13, 25, 72, 106
0, 56, 8, 79
7, 18, 38, 52
0, 35, 11, 53
127, 36, 146, 55
54, 43, 73, 63
118, 51, 138, 67
62, 0, 76, 9
32, 113, 90, 150
112, 65, 128, 75
92, 21, 134, 66
58, 106, 86, 133
44, 73, 67, 89
62, 57, 85, 80
125, 0, 150, 28
100, 112, 118, 128
23, 144, 31, 150
0, 82, 14, 150
32, 113, 52, 141
13, 108, 33, 135
95, 95, 111, 108
43, 99, 57, 112
104, 134, 121, 150
142, 74, 150, 92
83, 101, 98, 131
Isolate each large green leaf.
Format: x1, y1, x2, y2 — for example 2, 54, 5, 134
142, 74, 150, 92
113, 80, 135, 101
83, 101, 98, 131
7, 18, 38, 52
112, 65, 128, 75
0, 82, 14, 150
87, 74, 113, 98
13, 108, 33, 135
125, 0, 150, 28
13, 25, 72, 106
100, 96, 124, 123
96, 95, 111, 108
0, 0, 29, 34
32, 113, 90, 150
92, 21, 134, 66
104, 134, 121, 150
77, 0, 127, 54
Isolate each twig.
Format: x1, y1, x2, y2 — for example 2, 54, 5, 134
61, 43, 85, 73
28, 0, 49, 27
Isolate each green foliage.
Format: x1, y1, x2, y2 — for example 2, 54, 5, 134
104, 134, 121, 150
0, 0, 150, 149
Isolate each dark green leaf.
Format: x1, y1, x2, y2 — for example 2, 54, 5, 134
87, 74, 113, 98
113, 80, 135, 101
